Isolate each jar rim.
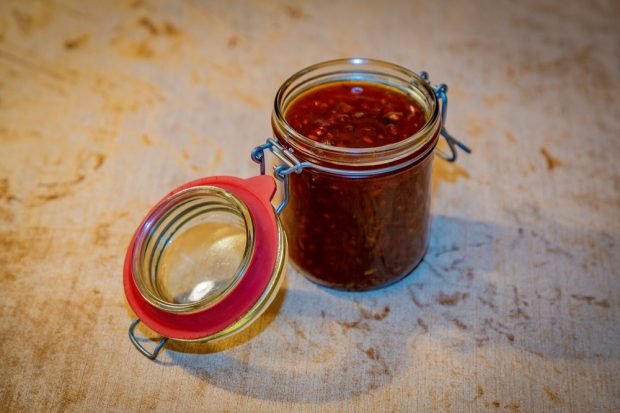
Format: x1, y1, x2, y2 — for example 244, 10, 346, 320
272, 58, 441, 168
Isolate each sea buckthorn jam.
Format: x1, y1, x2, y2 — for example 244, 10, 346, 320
272, 60, 441, 291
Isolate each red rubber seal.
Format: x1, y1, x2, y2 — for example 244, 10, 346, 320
123, 175, 278, 340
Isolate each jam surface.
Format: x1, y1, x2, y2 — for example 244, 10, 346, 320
285, 81, 426, 148
280, 81, 432, 290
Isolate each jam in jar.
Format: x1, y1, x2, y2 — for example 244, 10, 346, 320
271, 59, 443, 291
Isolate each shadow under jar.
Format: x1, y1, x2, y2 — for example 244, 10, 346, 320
271, 59, 442, 291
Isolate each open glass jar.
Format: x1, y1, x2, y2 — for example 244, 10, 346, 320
123, 58, 469, 359
272, 59, 447, 290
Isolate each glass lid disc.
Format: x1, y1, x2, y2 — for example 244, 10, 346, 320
132, 186, 255, 313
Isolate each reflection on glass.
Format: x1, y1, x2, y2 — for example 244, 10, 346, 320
156, 221, 247, 305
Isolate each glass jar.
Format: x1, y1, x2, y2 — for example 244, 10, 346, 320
124, 58, 469, 360
271, 59, 444, 290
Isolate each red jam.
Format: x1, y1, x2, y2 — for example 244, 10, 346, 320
285, 82, 426, 148
280, 81, 433, 290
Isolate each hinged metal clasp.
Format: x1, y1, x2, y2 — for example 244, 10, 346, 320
251, 138, 309, 214
418, 71, 471, 162
128, 319, 168, 360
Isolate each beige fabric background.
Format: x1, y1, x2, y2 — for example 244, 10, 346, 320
0, 0, 619, 411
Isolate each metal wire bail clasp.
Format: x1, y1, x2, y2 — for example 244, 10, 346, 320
418, 71, 471, 162
128, 319, 168, 360
251, 138, 307, 214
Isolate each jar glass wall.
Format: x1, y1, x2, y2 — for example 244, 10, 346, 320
271, 58, 441, 290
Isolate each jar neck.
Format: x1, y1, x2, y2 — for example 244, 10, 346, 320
271, 58, 441, 173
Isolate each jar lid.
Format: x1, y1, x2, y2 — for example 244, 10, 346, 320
123, 175, 287, 345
